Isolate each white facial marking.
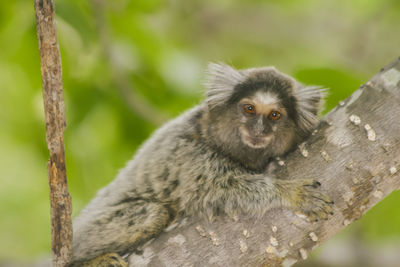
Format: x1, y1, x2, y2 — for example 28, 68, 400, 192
254, 91, 279, 106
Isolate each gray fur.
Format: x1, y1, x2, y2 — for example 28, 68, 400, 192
70, 63, 333, 266
205, 62, 245, 109
294, 85, 327, 132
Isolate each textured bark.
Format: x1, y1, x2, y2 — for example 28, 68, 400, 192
34, 0, 72, 266
128, 57, 400, 267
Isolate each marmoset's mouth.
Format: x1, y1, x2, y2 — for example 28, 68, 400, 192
239, 126, 272, 149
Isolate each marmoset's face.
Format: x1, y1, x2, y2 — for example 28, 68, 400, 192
205, 63, 322, 162
237, 91, 289, 149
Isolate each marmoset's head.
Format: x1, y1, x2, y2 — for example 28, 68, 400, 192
203, 63, 325, 170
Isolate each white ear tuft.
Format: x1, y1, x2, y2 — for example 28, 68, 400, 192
294, 85, 327, 132
204, 62, 245, 109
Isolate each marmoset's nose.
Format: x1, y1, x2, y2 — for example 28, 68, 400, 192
253, 117, 270, 136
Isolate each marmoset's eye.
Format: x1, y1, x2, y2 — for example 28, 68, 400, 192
268, 110, 281, 120
244, 104, 256, 114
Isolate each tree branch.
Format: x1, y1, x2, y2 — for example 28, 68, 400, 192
34, 0, 72, 266
127, 57, 400, 267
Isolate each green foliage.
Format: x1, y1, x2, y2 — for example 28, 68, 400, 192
0, 0, 399, 262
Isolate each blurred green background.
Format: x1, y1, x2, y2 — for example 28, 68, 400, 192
1, 0, 400, 265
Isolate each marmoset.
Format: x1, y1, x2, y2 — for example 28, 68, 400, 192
70, 63, 333, 267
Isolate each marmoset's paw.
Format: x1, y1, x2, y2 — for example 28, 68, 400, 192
81, 253, 128, 267
279, 179, 334, 222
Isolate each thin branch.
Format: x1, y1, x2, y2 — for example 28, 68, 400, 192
127, 57, 400, 266
34, 0, 72, 266
91, 0, 169, 126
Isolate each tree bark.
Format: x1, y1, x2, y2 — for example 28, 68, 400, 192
128, 57, 400, 267
34, 0, 72, 266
